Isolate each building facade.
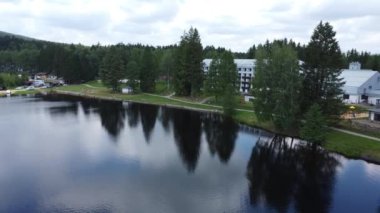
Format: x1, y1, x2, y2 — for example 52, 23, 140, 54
341, 62, 380, 105
203, 59, 255, 93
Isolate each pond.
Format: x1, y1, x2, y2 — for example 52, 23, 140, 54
0, 95, 379, 213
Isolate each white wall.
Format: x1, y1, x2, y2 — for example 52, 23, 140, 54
368, 97, 380, 105
343, 95, 360, 104
244, 95, 254, 102
370, 111, 375, 121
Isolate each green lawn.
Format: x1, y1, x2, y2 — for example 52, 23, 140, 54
85, 80, 105, 87
12, 89, 40, 95
336, 119, 380, 139
55, 84, 220, 111
325, 130, 380, 161
206, 96, 254, 111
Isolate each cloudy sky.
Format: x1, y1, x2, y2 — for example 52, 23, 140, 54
0, 0, 379, 53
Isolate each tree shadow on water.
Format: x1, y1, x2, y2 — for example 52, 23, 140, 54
98, 101, 125, 140
203, 113, 238, 164
247, 135, 340, 213
139, 104, 158, 143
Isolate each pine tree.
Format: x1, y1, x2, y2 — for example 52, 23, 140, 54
301, 21, 344, 123
100, 47, 125, 91
140, 48, 156, 92
174, 27, 203, 96
126, 60, 139, 91
300, 104, 327, 145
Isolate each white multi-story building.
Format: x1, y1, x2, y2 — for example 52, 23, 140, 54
203, 59, 256, 93
203, 60, 380, 105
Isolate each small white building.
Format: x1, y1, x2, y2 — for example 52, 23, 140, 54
203, 59, 256, 93
341, 62, 380, 105
122, 86, 133, 94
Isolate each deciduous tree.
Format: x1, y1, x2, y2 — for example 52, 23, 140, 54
252, 43, 301, 131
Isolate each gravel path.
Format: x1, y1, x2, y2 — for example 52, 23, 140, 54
330, 127, 380, 142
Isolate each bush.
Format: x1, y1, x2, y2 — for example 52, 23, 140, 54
0, 73, 27, 88
300, 104, 327, 145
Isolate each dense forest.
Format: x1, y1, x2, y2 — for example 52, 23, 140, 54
0, 30, 379, 86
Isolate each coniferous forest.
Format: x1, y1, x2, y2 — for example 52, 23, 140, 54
1, 27, 379, 87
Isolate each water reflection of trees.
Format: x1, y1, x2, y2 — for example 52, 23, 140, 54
125, 103, 140, 128
203, 113, 238, 163
157, 108, 238, 172
158, 107, 171, 133
170, 108, 202, 172
98, 101, 125, 139
139, 104, 158, 143
48, 103, 79, 117
247, 136, 340, 213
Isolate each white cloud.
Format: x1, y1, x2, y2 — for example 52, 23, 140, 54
0, 0, 379, 53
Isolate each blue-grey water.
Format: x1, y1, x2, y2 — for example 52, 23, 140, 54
0, 95, 379, 213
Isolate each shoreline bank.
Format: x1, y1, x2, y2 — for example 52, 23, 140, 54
43, 88, 380, 165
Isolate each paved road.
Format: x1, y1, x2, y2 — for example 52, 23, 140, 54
330, 127, 380, 142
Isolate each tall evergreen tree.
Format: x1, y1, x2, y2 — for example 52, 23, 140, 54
301, 21, 344, 123
174, 27, 203, 96
100, 47, 125, 91
252, 43, 301, 131
126, 60, 139, 91
140, 48, 156, 92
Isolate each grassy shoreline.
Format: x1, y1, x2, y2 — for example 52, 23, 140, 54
41, 84, 380, 164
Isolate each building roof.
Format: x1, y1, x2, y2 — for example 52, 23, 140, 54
340, 69, 378, 87
203, 59, 256, 67
234, 59, 256, 66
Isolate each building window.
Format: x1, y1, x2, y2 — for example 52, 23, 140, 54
244, 68, 246, 71
378, 77, 380, 82
369, 85, 372, 90
238, 68, 241, 71
343, 94, 349, 99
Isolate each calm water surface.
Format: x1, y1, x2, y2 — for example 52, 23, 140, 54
0, 96, 379, 213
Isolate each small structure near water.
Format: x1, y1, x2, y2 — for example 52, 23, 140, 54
122, 87, 133, 94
